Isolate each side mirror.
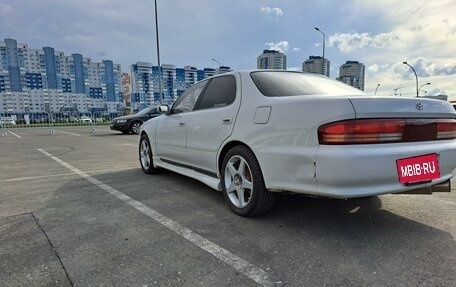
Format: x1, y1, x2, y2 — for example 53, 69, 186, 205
158, 105, 169, 114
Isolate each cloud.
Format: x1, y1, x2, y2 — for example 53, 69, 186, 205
367, 58, 456, 79
260, 6, 283, 20
437, 64, 456, 75
292, 47, 300, 52
367, 63, 398, 75
426, 88, 447, 97
265, 41, 289, 53
367, 64, 380, 74
402, 58, 456, 78
328, 32, 399, 52
442, 19, 456, 36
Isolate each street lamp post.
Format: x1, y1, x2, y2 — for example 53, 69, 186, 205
211, 58, 221, 74
374, 83, 380, 95
403, 62, 419, 97
393, 85, 405, 96
315, 27, 326, 76
418, 82, 431, 96
154, 0, 163, 105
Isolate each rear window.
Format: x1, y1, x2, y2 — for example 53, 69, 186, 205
250, 71, 366, 97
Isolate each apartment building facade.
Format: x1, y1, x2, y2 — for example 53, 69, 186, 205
0, 38, 123, 115
336, 60, 365, 91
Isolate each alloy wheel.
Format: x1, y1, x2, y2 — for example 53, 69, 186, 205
132, 122, 141, 134
224, 155, 253, 208
140, 139, 150, 170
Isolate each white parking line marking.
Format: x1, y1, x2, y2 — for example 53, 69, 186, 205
54, 130, 80, 136
123, 143, 137, 147
7, 130, 22, 138
37, 148, 281, 287
1, 172, 78, 182
94, 129, 112, 132
0, 167, 138, 182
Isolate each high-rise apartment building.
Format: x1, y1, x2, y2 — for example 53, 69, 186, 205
121, 73, 131, 108
302, 56, 330, 77
176, 66, 199, 98
130, 62, 153, 111
336, 61, 365, 91
130, 63, 232, 111
218, 66, 233, 74
1, 38, 235, 115
160, 64, 177, 104
257, 50, 287, 70
203, 68, 216, 79
184, 66, 198, 87
0, 38, 123, 115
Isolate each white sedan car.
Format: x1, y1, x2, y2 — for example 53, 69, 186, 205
139, 70, 456, 216
80, 116, 92, 123
0, 117, 16, 125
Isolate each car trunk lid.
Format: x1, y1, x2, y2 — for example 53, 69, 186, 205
348, 96, 456, 119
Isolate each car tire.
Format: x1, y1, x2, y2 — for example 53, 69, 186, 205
221, 145, 276, 216
130, 121, 142, 134
139, 134, 161, 174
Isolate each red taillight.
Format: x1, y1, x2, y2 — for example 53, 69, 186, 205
318, 119, 456, 145
437, 119, 456, 140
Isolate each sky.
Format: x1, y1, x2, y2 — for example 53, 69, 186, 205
1, 0, 455, 100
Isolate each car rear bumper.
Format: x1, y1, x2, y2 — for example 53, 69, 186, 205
313, 140, 456, 198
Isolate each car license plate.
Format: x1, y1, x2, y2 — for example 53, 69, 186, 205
396, 154, 440, 184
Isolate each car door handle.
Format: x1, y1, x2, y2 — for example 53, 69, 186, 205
178, 122, 185, 127
222, 118, 232, 124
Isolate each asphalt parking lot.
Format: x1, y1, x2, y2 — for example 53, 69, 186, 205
1, 126, 456, 287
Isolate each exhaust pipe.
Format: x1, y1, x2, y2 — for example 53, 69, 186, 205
431, 180, 451, 193
397, 180, 451, 195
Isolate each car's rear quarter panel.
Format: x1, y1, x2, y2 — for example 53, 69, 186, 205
229, 73, 357, 193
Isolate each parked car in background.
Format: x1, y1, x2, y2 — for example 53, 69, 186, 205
111, 106, 161, 134
138, 70, 456, 217
80, 116, 92, 123
0, 117, 16, 125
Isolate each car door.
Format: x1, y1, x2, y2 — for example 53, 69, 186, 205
186, 74, 240, 174
155, 80, 208, 164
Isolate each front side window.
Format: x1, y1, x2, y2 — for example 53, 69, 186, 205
172, 80, 207, 114
196, 76, 236, 110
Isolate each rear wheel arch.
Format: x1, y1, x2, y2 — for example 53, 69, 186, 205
220, 144, 276, 216
218, 141, 252, 175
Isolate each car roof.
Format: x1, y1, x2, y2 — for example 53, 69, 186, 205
202, 70, 328, 82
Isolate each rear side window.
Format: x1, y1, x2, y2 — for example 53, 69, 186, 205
250, 71, 366, 97
196, 76, 236, 110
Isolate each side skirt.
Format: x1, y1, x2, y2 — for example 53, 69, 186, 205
154, 157, 222, 191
